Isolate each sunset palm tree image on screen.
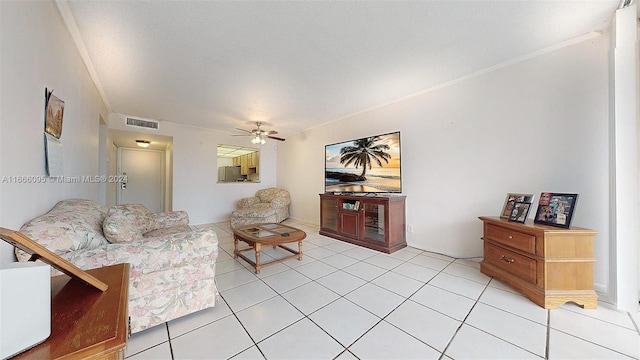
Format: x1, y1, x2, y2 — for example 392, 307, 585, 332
325, 132, 401, 193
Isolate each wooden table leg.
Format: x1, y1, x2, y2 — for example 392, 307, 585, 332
298, 241, 303, 260
254, 242, 262, 274
233, 235, 238, 258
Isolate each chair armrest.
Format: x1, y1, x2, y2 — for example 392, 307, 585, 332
152, 211, 189, 229
270, 197, 291, 208
237, 196, 260, 209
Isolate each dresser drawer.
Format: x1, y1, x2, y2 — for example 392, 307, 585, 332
485, 224, 536, 254
484, 242, 537, 285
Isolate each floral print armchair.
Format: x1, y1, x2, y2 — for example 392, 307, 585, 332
230, 188, 290, 228
14, 199, 218, 333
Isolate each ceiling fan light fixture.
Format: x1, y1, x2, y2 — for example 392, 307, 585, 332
251, 135, 266, 145
235, 122, 284, 143
136, 139, 151, 148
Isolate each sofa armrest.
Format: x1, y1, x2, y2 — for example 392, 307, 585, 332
152, 211, 189, 229
237, 196, 260, 209
270, 197, 291, 208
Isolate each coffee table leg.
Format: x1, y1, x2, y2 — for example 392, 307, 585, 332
298, 241, 303, 260
254, 242, 262, 274
233, 235, 238, 258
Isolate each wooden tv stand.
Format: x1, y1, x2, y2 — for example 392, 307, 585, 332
479, 216, 597, 309
319, 193, 406, 253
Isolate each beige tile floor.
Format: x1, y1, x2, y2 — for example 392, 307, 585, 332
124, 219, 640, 360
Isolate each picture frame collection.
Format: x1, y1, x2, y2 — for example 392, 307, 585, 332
500, 192, 578, 228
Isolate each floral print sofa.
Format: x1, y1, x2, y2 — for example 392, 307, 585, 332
230, 188, 290, 228
15, 199, 218, 333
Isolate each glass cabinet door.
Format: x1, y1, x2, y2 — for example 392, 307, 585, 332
363, 202, 386, 243
321, 197, 338, 232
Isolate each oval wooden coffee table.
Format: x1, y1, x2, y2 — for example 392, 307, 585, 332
233, 223, 306, 274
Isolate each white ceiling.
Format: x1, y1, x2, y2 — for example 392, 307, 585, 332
63, 0, 619, 138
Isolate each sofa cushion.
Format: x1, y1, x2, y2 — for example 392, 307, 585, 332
103, 204, 155, 243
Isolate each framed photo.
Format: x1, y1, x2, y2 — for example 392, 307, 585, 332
500, 193, 535, 219
508, 202, 531, 223
534, 192, 578, 228
44, 88, 64, 139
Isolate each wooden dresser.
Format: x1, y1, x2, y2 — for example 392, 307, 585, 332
14, 263, 130, 360
479, 216, 597, 309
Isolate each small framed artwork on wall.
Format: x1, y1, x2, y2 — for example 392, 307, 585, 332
508, 202, 531, 223
44, 88, 64, 139
534, 192, 578, 228
500, 193, 535, 219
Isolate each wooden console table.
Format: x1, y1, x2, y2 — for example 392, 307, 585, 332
479, 216, 597, 309
13, 263, 130, 360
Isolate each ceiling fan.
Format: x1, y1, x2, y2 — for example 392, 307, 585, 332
234, 122, 285, 144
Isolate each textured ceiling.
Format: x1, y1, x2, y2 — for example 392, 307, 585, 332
63, 0, 619, 138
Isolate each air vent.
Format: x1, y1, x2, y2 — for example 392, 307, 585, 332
125, 117, 159, 130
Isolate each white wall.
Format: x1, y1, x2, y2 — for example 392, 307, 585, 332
108, 114, 278, 225
610, 4, 639, 311
279, 34, 611, 293
0, 1, 108, 263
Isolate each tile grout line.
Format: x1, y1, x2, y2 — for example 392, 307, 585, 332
223, 293, 270, 360
362, 274, 448, 356
628, 311, 640, 334
166, 322, 176, 360
441, 279, 548, 359
549, 326, 638, 358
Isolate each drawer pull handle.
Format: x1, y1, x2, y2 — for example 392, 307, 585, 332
508, 235, 513, 239
500, 255, 515, 264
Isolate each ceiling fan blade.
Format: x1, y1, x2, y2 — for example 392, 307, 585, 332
265, 130, 278, 135
235, 128, 252, 133
267, 135, 286, 141
231, 134, 251, 136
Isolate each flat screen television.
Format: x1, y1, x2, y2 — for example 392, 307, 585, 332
325, 131, 401, 193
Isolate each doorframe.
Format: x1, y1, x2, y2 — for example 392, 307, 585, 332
116, 147, 166, 211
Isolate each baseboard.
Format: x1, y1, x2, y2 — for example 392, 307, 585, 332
594, 283, 614, 305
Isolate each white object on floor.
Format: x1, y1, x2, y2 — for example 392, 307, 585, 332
0, 262, 51, 359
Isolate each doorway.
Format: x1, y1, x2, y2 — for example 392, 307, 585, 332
117, 148, 164, 213
107, 129, 173, 211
